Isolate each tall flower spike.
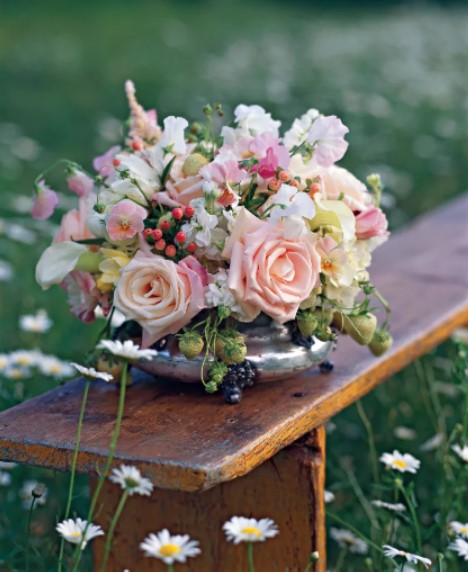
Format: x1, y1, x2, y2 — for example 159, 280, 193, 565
125, 80, 161, 147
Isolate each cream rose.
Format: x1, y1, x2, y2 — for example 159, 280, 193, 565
114, 253, 208, 347
223, 208, 321, 323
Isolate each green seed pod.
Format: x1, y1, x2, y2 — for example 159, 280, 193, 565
369, 330, 393, 357
343, 313, 377, 345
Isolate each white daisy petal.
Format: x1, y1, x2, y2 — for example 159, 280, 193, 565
140, 529, 200, 565
97, 339, 157, 362
56, 518, 104, 550
382, 545, 431, 568
223, 516, 278, 544
110, 465, 153, 496
70, 363, 114, 383
379, 450, 421, 474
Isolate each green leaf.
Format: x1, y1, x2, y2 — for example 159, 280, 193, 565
160, 156, 176, 187
74, 238, 106, 245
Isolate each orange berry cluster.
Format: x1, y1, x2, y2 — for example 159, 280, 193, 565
267, 169, 322, 198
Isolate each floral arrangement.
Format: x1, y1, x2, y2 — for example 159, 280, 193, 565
33, 81, 392, 394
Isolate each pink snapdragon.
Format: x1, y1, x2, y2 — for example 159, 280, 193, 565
93, 145, 121, 178
67, 169, 94, 197
106, 200, 147, 242
31, 180, 59, 220
355, 207, 388, 240
307, 115, 349, 167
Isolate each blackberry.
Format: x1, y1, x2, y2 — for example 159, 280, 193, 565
220, 360, 257, 404
319, 359, 334, 373
291, 327, 315, 349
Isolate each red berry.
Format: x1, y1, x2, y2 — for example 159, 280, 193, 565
132, 140, 142, 151
278, 170, 289, 182
165, 245, 177, 258
112, 158, 120, 167
308, 182, 321, 197
187, 242, 197, 253
159, 220, 171, 232
143, 228, 152, 238
289, 179, 299, 188
172, 207, 183, 220
152, 228, 163, 240
184, 206, 195, 217
175, 231, 186, 244
155, 239, 166, 251
268, 179, 281, 192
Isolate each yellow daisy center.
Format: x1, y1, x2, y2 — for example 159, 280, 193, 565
241, 526, 262, 538
50, 365, 62, 374
393, 459, 408, 469
460, 526, 468, 534
159, 544, 181, 557
17, 357, 31, 366
70, 532, 82, 538
9, 369, 23, 379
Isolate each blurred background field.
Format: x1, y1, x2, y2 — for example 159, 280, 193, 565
0, 0, 467, 571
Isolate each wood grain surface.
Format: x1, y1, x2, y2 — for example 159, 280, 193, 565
0, 194, 467, 492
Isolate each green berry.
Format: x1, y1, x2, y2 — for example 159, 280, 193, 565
205, 381, 218, 393
369, 330, 393, 356
297, 314, 319, 337
315, 325, 335, 342
178, 332, 204, 360
215, 332, 247, 365
343, 313, 377, 345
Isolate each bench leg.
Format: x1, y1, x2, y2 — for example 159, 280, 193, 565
91, 426, 326, 572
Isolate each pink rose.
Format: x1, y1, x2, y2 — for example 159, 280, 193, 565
114, 253, 208, 347
31, 180, 59, 220
223, 208, 321, 323
54, 198, 94, 244
355, 207, 388, 240
67, 170, 94, 197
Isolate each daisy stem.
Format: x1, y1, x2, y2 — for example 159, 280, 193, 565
58, 378, 91, 573
398, 483, 422, 555
24, 496, 36, 571
247, 541, 255, 572
167, 565, 174, 572
335, 547, 348, 572
356, 399, 380, 484
99, 489, 129, 571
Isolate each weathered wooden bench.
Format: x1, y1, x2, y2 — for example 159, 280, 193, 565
0, 195, 467, 572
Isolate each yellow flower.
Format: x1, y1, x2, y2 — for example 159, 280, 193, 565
97, 249, 131, 293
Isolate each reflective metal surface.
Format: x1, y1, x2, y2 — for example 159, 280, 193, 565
136, 314, 334, 383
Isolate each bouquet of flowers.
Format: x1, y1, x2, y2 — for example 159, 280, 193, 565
33, 81, 392, 395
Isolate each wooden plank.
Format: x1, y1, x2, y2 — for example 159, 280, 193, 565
91, 427, 326, 572
0, 194, 467, 491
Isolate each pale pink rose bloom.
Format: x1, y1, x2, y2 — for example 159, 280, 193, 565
61, 270, 98, 323
93, 145, 121, 178
114, 253, 208, 347
307, 115, 349, 167
54, 198, 94, 244
31, 180, 59, 220
106, 200, 147, 242
223, 208, 321, 323
67, 170, 94, 197
355, 207, 389, 240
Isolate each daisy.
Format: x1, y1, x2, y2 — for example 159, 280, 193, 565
379, 450, 420, 474
56, 518, 104, 550
329, 528, 368, 554
0, 354, 10, 371
21, 480, 48, 508
371, 500, 406, 513
448, 537, 468, 561
110, 465, 153, 496
19, 309, 52, 333
324, 490, 335, 504
3, 366, 31, 380
70, 363, 114, 383
223, 516, 278, 544
449, 521, 468, 539
9, 350, 41, 368
452, 444, 468, 463
0, 461, 16, 470
382, 545, 431, 569
140, 529, 200, 565
97, 339, 157, 362
0, 471, 12, 486
38, 356, 75, 378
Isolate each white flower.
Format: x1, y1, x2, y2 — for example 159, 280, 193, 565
223, 516, 278, 544
0, 471, 12, 486
35, 242, 87, 290
181, 198, 225, 256
20, 480, 48, 508
371, 500, 406, 513
97, 339, 157, 362
70, 362, 114, 383
306, 115, 349, 167
38, 356, 75, 378
379, 450, 421, 474
0, 259, 13, 282
205, 269, 242, 314
382, 545, 431, 569
232, 104, 280, 137
0, 354, 11, 371
56, 518, 104, 550
9, 350, 42, 368
0, 461, 16, 470
158, 116, 189, 155
110, 465, 153, 496
449, 521, 468, 539
329, 528, 368, 554
452, 444, 468, 463
3, 366, 31, 380
324, 490, 335, 503
449, 537, 468, 560
19, 310, 52, 333
266, 184, 316, 225
140, 529, 200, 565
284, 108, 320, 149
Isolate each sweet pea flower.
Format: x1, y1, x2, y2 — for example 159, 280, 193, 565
267, 184, 316, 226
233, 104, 281, 137
93, 145, 121, 178
106, 200, 147, 242
201, 156, 247, 207
307, 115, 349, 167
67, 169, 94, 197
158, 116, 188, 155
61, 271, 99, 323
31, 180, 59, 220
54, 197, 95, 244
355, 207, 389, 240
250, 133, 290, 179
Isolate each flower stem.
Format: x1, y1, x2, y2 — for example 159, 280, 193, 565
335, 547, 348, 572
167, 565, 174, 572
247, 541, 255, 572
58, 378, 91, 572
356, 399, 380, 484
398, 482, 422, 554
99, 489, 129, 571
24, 497, 36, 571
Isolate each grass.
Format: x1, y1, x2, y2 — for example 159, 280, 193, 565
0, 0, 467, 570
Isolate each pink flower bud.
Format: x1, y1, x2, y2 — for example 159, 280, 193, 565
31, 180, 59, 220
355, 207, 388, 240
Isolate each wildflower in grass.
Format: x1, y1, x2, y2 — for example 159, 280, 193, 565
448, 537, 468, 560
140, 529, 201, 565
70, 362, 114, 383
379, 450, 420, 473
0, 354, 10, 371
0, 259, 13, 282
223, 516, 279, 544
449, 521, 468, 539
10, 350, 41, 368
0, 471, 12, 486
324, 490, 335, 503
19, 309, 52, 333
452, 444, 468, 463
21, 480, 48, 508
382, 545, 431, 568
97, 339, 157, 362
371, 500, 406, 513
329, 528, 368, 554
110, 465, 153, 496
56, 518, 104, 550
3, 366, 31, 380
38, 356, 75, 378
0, 461, 16, 470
